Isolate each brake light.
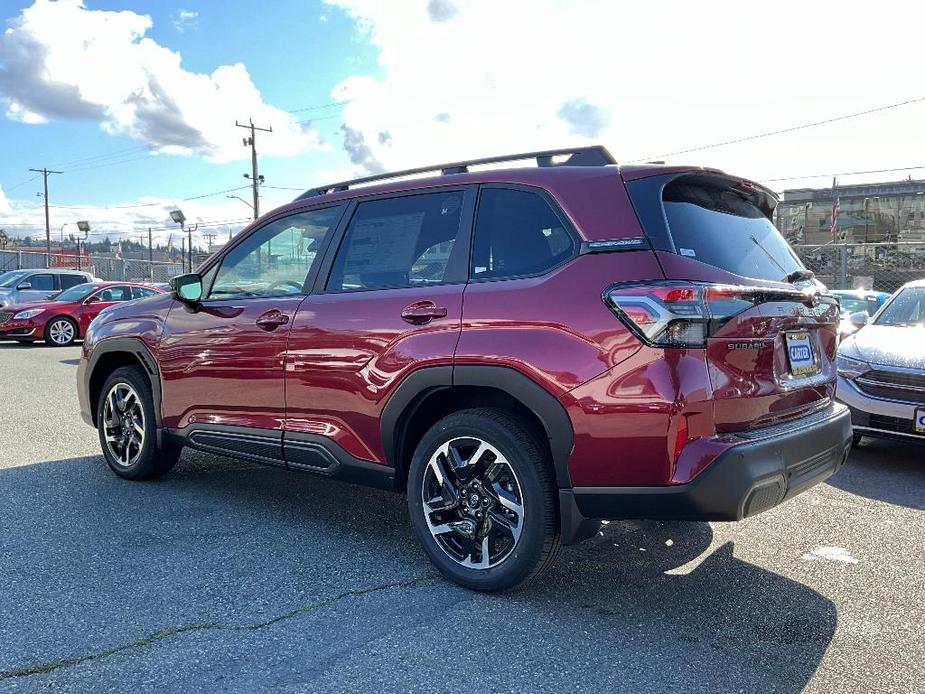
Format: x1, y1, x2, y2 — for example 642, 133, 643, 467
604, 281, 816, 348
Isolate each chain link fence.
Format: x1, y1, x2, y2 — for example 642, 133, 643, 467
792, 242, 925, 293
0, 250, 186, 284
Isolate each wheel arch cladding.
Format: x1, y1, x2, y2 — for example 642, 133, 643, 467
382, 365, 574, 491
87, 339, 162, 428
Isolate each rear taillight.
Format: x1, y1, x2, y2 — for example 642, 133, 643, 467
604, 281, 817, 348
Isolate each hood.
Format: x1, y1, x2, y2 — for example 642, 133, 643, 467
0, 299, 62, 314
845, 324, 925, 369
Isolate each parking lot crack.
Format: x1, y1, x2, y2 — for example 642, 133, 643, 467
0, 575, 434, 681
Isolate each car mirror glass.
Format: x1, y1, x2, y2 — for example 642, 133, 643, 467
17, 282, 31, 290
170, 273, 203, 304
848, 311, 869, 328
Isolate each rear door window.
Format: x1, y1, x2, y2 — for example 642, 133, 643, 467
470, 187, 577, 280
60, 274, 88, 289
326, 191, 466, 292
628, 174, 803, 283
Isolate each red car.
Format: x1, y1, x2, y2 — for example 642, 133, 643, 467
0, 282, 164, 346
77, 147, 851, 591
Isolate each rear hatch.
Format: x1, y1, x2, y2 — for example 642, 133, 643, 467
619, 170, 838, 431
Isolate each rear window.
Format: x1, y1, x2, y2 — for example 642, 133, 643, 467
628, 174, 803, 283
60, 274, 89, 289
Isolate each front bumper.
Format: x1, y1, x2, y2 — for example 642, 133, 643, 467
836, 374, 925, 442
0, 318, 38, 338
559, 402, 851, 541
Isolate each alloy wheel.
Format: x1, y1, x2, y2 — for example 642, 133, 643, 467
49, 319, 75, 345
102, 382, 146, 467
421, 437, 525, 569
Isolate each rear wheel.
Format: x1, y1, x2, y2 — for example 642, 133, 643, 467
97, 366, 180, 480
44, 316, 77, 346
407, 408, 560, 591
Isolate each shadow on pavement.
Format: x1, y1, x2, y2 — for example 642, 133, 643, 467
827, 437, 925, 510
0, 453, 836, 692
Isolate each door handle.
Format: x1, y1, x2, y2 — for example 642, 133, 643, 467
256, 310, 290, 331
401, 301, 448, 325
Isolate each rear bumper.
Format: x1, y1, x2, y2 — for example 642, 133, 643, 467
560, 402, 851, 541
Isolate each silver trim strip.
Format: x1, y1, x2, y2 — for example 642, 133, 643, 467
854, 425, 924, 440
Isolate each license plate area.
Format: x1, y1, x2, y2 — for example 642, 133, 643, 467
915, 408, 925, 434
785, 331, 819, 378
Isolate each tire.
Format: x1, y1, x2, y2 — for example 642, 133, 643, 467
407, 408, 560, 592
97, 366, 181, 480
44, 316, 78, 347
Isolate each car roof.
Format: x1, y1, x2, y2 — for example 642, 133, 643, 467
19, 268, 93, 274
902, 278, 925, 288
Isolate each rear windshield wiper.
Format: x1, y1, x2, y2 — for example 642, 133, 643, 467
785, 269, 815, 284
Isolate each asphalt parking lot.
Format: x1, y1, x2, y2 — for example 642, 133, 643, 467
1, 343, 923, 693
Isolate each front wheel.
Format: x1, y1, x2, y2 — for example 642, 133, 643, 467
407, 408, 560, 592
44, 316, 78, 346
97, 366, 181, 480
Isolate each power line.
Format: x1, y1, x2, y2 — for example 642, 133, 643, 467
761, 164, 925, 184
48, 185, 253, 210
287, 100, 350, 114
58, 145, 149, 169
628, 95, 925, 163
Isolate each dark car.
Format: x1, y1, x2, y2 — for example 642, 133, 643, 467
77, 147, 851, 591
0, 282, 164, 346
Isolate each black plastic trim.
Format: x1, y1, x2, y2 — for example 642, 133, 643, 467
569, 402, 852, 522
283, 431, 395, 491
84, 337, 163, 429
167, 423, 284, 466
380, 365, 454, 471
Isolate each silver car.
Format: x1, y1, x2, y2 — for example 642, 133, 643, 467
0, 269, 98, 308
836, 278, 925, 445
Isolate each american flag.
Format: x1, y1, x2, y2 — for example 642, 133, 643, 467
830, 177, 840, 238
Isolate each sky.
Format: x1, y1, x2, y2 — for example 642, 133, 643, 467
1, 0, 924, 248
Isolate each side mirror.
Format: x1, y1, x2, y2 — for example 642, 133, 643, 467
17, 282, 32, 290
84, 295, 101, 304
848, 311, 869, 329
170, 273, 203, 304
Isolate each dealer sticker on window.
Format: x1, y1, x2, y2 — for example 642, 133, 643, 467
785, 331, 818, 377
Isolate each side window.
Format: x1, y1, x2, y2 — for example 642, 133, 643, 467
327, 191, 464, 292
209, 205, 343, 300
60, 274, 87, 289
471, 188, 577, 280
132, 286, 157, 299
97, 286, 132, 302
25, 273, 55, 291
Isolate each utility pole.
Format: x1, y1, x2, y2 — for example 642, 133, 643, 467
148, 227, 154, 281
235, 118, 272, 220
186, 223, 198, 272
203, 232, 216, 254
29, 167, 63, 266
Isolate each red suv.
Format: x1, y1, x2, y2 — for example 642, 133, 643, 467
77, 147, 851, 591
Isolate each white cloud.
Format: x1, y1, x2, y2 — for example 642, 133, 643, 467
0, 0, 318, 163
171, 9, 199, 33
324, 0, 925, 191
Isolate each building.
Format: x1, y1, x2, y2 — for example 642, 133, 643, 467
776, 177, 925, 246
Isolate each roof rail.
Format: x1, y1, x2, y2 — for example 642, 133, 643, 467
296, 145, 617, 200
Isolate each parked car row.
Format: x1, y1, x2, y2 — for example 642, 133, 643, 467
0, 276, 166, 346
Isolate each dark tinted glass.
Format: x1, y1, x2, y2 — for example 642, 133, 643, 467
26, 274, 55, 291
59, 274, 88, 289
660, 178, 802, 282
96, 286, 132, 302
471, 188, 576, 280
327, 192, 464, 292
132, 286, 157, 299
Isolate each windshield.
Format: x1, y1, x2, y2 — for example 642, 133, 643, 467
838, 298, 871, 316
0, 270, 29, 288
661, 179, 803, 282
874, 286, 925, 327
52, 283, 98, 302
